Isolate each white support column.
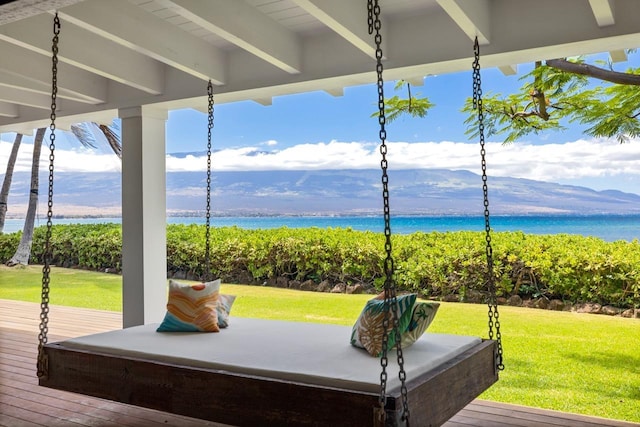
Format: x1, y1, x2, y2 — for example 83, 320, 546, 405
119, 105, 168, 328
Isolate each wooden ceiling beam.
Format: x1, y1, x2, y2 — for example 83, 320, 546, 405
0, 101, 18, 118
292, 0, 378, 59
164, 0, 301, 74
437, 0, 491, 44
58, 0, 226, 85
0, 40, 107, 104
588, 0, 615, 27
0, 13, 164, 95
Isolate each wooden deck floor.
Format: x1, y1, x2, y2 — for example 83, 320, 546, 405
1, 299, 638, 427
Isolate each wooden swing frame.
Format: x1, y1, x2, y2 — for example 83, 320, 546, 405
38, 4, 501, 426
40, 331, 497, 427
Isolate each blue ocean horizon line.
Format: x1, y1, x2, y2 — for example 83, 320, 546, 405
13, 212, 640, 219
4, 213, 640, 242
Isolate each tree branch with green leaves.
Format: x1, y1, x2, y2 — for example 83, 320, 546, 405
377, 52, 640, 144
373, 80, 434, 123
462, 54, 640, 143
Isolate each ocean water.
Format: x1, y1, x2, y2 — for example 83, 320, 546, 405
3, 215, 640, 242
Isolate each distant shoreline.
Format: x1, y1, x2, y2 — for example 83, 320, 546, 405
4, 214, 640, 242
6, 212, 640, 220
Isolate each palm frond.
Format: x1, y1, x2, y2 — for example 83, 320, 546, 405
70, 123, 98, 150
98, 123, 122, 159
70, 121, 122, 160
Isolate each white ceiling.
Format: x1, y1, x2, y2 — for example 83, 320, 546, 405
0, 0, 639, 133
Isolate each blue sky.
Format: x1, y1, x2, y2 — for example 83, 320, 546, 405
166, 63, 545, 152
2, 53, 640, 195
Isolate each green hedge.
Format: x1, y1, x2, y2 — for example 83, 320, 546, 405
0, 224, 121, 271
1, 223, 638, 308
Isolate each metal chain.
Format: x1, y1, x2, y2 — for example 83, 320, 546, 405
37, 12, 60, 379
472, 37, 504, 371
368, 1, 410, 424
205, 80, 214, 282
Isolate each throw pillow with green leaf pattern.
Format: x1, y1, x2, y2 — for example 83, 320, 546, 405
400, 301, 440, 348
350, 292, 417, 357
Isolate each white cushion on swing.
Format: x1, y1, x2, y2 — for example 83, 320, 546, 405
57, 316, 481, 393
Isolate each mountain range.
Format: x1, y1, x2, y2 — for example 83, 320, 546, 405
3, 169, 640, 217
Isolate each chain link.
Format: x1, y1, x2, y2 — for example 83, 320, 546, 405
472, 37, 504, 372
367, 0, 373, 35
205, 80, 214, 282
368, 1, 410, 424
37, 12, 60, 379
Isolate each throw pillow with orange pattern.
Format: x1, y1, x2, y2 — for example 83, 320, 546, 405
157, 279, 221, 332
217, 294, 237, 328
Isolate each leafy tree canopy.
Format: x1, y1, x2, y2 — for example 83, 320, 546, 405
373, 80, 434, 123
381, 51, 640, 144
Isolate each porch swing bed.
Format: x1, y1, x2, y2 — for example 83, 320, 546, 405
38, 3, 500, 426
40, 317, 497, 426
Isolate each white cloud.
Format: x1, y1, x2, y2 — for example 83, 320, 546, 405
165, 153, 207, 172
0, 140, 121, 173
165, 138, 640, 182
3, 138, 640, 192
485, 138, 640, 181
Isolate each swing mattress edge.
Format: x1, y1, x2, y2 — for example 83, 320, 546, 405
39, 319, 498, 427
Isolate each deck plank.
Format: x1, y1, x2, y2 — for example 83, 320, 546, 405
466, 400, 640, 427
1, 299, 638, 427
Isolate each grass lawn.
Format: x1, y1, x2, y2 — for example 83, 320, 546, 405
1, 265, 639, 423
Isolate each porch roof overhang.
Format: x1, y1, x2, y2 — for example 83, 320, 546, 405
1, 0, 640, 134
